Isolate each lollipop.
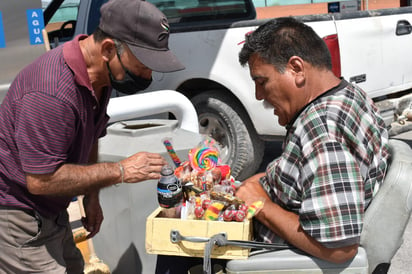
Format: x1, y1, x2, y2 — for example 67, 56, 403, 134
163, 138, 181, 167
189, 146, 219, 171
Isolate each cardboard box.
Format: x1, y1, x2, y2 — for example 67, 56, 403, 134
146, 207, 252, 259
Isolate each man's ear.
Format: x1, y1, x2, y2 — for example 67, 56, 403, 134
101, 38, 116, 62
288, 56, 305, 87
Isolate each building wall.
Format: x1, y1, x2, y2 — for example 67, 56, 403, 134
256, 0, 401, 19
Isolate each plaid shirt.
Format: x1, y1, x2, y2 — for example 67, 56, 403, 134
255, 80, 390, 248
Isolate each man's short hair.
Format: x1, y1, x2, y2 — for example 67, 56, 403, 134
239, 17, 332, 72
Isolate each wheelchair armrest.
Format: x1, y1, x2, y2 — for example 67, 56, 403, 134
226, 247, 368, 274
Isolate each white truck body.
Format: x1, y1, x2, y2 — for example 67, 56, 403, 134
2, 0, 412, 179
152, 9, 412, 133
146, 5, 412, 179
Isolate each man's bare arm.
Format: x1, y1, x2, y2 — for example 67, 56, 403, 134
26, 150, 167, 197
236, 175, 358, 264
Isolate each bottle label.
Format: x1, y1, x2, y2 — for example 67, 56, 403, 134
157, 180, 183, 208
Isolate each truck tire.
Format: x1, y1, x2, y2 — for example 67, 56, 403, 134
191, 91, 264, 181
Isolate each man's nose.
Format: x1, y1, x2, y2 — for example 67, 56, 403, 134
255, 85, 264, 100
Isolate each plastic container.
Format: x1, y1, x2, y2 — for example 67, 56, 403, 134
93, 119, 202, 274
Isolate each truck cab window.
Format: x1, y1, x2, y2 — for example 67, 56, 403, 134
43, 0, 80, 48
83, 0, 256, 35
148, 0, 255, 30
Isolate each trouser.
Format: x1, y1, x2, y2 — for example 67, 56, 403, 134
0, 207, 84, 274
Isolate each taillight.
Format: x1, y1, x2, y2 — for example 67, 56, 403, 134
323, 34, 341, 78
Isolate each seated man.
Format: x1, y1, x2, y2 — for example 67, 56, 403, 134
155, 17, 390, 273
235, 17, 390, 263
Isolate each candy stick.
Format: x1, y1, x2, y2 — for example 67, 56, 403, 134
163, 139, 181, 167
247, 200, 264, 219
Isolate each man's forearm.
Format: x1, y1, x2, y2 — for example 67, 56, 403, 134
257, 202, 358, 264
26, 162, 121, 197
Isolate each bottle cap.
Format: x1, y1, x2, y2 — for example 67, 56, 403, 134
161, 165, 174, 176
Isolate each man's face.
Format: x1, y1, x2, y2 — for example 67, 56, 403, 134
111, 44, 152, 81
248, 53, 297, 126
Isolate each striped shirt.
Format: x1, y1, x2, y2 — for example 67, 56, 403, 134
0, 35, 110, 217
255, 79, 390, 248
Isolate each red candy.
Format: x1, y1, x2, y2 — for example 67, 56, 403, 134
217, 165, 231, 180
234, 210, 246, 222
202, 199, 211, 209
194, 206, 205, 218
222, 209, 234, 222
238, 204, 248, 213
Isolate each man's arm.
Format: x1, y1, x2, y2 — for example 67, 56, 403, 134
82, 142, 103, 238
236, 175, 358, 264
26, 150, 167, 197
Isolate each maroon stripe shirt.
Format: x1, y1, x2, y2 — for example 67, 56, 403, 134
0, 35, 110, 217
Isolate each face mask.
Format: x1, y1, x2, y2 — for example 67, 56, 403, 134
107, 53, 152, 95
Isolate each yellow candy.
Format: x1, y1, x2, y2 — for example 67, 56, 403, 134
247, 200, 264, 219
204, 202, 225, 220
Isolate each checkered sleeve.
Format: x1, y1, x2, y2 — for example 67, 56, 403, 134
299, 140, 364, 248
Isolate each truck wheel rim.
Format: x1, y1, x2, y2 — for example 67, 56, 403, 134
198, 115, 230, 165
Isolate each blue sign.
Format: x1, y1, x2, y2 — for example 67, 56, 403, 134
328, 2, 340, 13
26, 9, 45, 45
0, 11, 5, 48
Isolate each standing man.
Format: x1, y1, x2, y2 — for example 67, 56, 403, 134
236, 17, 390, 264
0, 0, 184, 273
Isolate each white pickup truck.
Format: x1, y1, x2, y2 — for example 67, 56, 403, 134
2, 0, 412, 181
2, 1, 412, 273
144, 1, 412, 180
67, 0, 412, 180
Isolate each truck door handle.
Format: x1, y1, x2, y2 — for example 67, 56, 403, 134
396, 20, 412, 35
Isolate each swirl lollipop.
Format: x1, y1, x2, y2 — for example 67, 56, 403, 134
189, 146, 220, 171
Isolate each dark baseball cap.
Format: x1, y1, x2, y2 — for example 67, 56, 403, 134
99, 0, 185, 72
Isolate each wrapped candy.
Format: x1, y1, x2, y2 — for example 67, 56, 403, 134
202, 198, 211, 209
222, 209, 235, 222
246, 200, 264, 219
194, 206, 205, 219
233, 210, 246, 222
204, 202, 225, 220
238, 204, 248, 213
218, 165, 231, 181
174, 161, 192, 183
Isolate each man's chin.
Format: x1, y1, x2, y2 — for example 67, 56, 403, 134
277, 116, 287, 127
278, 121, 287, 127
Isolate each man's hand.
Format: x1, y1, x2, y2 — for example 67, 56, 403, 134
81, 192, 103, 239
120, 152, 167, 183
235, 173, 269, 208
